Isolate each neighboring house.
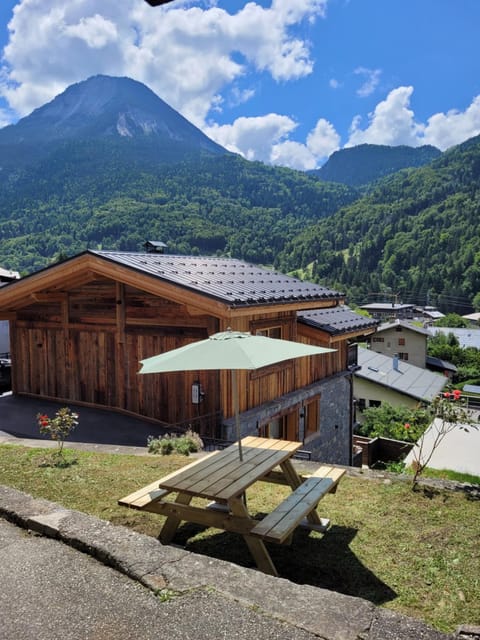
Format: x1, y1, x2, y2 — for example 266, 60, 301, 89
0, 250, 376, 464
429, 327, 480, 350
462, 312, 480, 325
359, 303, 415, 321
414, 306, 445, 323
368, 319, 457, 379
354, 347, 447, 420
425, 355, 457, 379
367, 319, 430, 368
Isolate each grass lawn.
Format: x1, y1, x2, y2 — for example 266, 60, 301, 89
0, 444, 479, 633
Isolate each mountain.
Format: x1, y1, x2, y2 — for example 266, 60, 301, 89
0, 75, 357, 273
0, 75, 227, 172
312, 143, 442, 187
277, 134, 480, 313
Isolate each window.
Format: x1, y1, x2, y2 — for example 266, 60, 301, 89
398, 337, 405, 346
356, 398, 366, 411
255, 326, 282, 339
369, 400, 381, 408
398, 352, 409, 361
372, 337, 384, 343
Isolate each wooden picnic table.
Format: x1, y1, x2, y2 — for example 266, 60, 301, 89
119, 436, 345, 576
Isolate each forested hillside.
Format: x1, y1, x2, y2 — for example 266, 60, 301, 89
0, 149, 356, 273
277, 135, 480, 312
312, 143, 441, 187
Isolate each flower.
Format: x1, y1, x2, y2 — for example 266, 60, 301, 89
404, 423, 410, 430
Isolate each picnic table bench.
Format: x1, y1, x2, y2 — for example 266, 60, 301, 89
119, 437, 345, 576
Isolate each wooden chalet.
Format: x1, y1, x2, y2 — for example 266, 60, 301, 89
0, 250, 378, 463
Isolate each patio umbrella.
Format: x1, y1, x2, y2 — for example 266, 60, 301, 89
139, 329, 335, 460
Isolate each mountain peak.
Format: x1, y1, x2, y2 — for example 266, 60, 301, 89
0, 75, 227, 164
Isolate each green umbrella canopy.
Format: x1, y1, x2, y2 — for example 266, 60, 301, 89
139, 329, 336, 373
139, 329, 336, 460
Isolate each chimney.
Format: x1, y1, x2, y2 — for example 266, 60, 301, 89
393, 354, 399, 371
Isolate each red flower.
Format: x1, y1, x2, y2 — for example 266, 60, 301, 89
404, 423, 410, 430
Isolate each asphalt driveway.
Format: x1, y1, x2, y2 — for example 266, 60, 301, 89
0, 393, 168, 449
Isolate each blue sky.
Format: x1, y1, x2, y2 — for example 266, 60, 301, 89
1, 0, 479, 169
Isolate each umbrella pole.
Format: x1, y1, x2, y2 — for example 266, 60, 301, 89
232, 369, 243, 461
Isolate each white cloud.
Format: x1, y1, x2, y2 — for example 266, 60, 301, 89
423, 95, 480, 150
306, 118, 340, 158
347, 86, 424, 147
227, 85, 256, 108
354, 66, 381, 98
0, 109, 12, 129
205, 113, 298, 161
329, 78, 341, 89
0, 0, 326, 127
64, 14, 118, 49
347, 86, 480, 151
271, 140, 317, 170
205, 113, 339, 170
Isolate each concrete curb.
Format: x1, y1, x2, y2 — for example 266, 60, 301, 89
0, 485, 454, 640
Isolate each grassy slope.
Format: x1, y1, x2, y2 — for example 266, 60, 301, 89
0, 444, 478, 633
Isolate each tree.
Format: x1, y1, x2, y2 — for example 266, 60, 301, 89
473, 291, 480, 312
356, 402, 428, 443
434, 313, 470, 328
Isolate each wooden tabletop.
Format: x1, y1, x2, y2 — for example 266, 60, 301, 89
158, 436, 302, 502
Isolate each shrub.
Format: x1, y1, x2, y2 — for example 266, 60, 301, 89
147, 429, 203, 456
37, 407, 78, 452
356, 402, 428, 443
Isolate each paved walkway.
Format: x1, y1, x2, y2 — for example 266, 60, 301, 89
0, 393, 164, 453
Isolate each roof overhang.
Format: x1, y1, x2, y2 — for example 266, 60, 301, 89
0, 251, 344, 320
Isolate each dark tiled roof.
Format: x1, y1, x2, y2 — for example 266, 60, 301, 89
298, 306, 379, 336
426, 355, 457, 372
93, 251, 343, 307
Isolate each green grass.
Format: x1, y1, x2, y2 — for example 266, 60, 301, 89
0, 444, 479, 633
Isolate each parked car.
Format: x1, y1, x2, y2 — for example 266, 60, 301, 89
0, 353, 11, 394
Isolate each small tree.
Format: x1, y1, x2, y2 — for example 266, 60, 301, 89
37, 407, 79, 461
409, 393, 475, 488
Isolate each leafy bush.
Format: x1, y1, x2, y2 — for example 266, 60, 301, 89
356, 402, 428, 443
36, 407, 79, 460
147, 429, 203, 456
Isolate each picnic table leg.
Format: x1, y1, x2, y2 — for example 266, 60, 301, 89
159, 492, 192, 544
228, 497, 279, 577
280, 459, 322, 527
